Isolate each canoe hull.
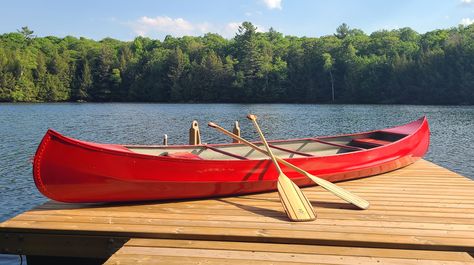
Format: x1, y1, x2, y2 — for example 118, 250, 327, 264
33, 118, 430, 203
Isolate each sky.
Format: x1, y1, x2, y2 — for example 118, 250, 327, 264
1, 0, 474, 40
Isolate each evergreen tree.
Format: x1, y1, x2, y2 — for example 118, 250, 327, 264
72, 58, 92, 101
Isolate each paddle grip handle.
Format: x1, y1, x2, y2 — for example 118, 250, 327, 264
247, 114, 257, 121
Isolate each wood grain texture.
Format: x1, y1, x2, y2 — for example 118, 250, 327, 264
104, 238, 474, 265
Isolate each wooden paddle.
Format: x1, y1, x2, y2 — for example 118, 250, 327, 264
208, 119, 370, 210
246, 115, 316, 221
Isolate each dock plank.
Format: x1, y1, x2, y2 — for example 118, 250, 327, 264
104, 238, 474, 265
1, 159, 474, 263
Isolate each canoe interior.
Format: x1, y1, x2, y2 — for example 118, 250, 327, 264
126, 130, 408, 160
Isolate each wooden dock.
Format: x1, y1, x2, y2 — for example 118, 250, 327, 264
1, 159, 474, 264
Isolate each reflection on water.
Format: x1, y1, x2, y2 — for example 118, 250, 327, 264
0, 103, 473, 263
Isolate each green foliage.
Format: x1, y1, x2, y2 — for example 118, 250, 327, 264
335, 23, 350, 39
1, 23, 474, 104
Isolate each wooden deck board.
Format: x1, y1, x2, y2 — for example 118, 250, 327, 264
1, 159, 474, 263
104, 239, 474, 265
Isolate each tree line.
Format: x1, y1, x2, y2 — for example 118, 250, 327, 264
1, 22, 474, 104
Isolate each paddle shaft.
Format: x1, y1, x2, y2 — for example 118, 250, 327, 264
248, 119, 284, 175
208, 122, 369, 210
246, 115, 316, 221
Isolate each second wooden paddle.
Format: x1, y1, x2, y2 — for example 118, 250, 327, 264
208, 121, 369, 210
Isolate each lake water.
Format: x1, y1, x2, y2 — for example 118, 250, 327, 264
0, 103, 473, 264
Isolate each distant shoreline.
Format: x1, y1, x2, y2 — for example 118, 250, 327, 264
1, 101, 472, 106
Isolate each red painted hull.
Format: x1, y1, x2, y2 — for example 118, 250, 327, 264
33, 117, 430, 203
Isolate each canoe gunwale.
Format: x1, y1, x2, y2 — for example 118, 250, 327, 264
41, 117, 427, 164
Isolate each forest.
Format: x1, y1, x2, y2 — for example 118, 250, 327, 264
0, 22, 473, 104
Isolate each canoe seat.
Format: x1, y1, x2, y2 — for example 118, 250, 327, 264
162, 152, 203, 160
351, 138, 392, 147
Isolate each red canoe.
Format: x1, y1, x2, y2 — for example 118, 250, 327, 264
33, 117, 430, 203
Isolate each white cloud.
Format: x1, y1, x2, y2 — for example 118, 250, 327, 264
461, 0, 474, 6
130, 17, 267, 39
132, 16, 211, 37
262, 0, 282, 10
460, 17, 474, 25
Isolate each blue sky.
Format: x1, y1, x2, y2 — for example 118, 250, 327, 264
1, 0, 474, 40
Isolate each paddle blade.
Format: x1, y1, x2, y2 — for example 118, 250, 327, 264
277, 174, 316, 222
306, 174, 370, 210
208, 122, 217, 128
247, 114, 257, 121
